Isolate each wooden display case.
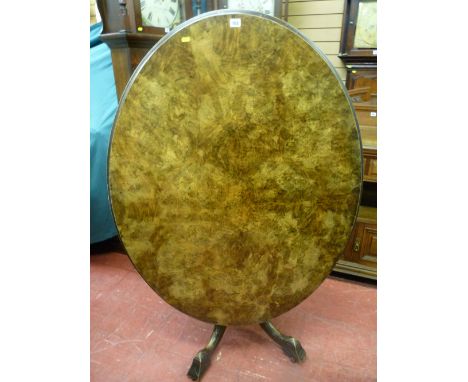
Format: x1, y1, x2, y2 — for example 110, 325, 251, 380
334, 1, 377, 280
333, 65, 377, 280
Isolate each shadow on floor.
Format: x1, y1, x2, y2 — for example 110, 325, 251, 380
90, 236, 127, 255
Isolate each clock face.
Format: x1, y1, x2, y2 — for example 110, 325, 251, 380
141, 0, 181, 29
227, 0, 275, 16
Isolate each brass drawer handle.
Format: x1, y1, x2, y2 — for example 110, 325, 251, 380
353, 238, 361, 252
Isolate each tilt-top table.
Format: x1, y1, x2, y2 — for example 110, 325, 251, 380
108, 10, 362, 380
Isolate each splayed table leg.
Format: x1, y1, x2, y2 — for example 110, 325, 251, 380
260, 321, 306, 363
187, 324, 226, 381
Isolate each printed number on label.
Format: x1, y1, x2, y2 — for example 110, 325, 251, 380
230, 18, 241, 28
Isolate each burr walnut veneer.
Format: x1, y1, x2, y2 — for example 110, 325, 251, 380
108, 11, 363, 326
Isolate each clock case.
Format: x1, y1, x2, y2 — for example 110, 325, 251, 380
98, 0, 194, 36
97, 0, 196, 99
133, 0, 194, 34
339, 0, 377, 64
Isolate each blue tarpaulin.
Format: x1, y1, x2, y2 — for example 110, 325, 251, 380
90, 22, 118, 243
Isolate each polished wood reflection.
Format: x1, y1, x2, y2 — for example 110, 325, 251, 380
109, 12, 362, 325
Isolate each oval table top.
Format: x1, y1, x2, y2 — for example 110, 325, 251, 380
108, 11, 362, 325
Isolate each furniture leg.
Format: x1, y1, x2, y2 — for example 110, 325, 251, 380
187, 324, 226, 381
260, 321, 306, 363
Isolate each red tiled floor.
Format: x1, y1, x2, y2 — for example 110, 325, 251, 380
91, 252, 376, 381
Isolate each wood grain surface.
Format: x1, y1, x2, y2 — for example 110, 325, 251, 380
109, 12, 362, 325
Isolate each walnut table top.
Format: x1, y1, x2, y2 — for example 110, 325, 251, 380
108, 11, 362, 325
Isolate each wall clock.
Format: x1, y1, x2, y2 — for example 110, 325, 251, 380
339, 0, 377, 62
140, 0, 182, 29
134, 0, 192, 33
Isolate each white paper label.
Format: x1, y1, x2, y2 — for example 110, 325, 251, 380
165, 27, 170, 33
370, 112, 377, 117
373, 50, 377, 55
230, 18, 241, 28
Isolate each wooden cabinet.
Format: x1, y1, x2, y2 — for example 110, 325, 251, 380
335, 1, 377, 280
333, 66, 377, 280
335, 206, 377, 280
333, 64, 377, 280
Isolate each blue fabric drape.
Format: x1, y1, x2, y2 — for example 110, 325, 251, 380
90, 22, 118, 243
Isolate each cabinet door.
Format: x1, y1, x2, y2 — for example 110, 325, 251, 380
345, 221, 377, 268
358, 223, 377, 267
335, 218, 376, 280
